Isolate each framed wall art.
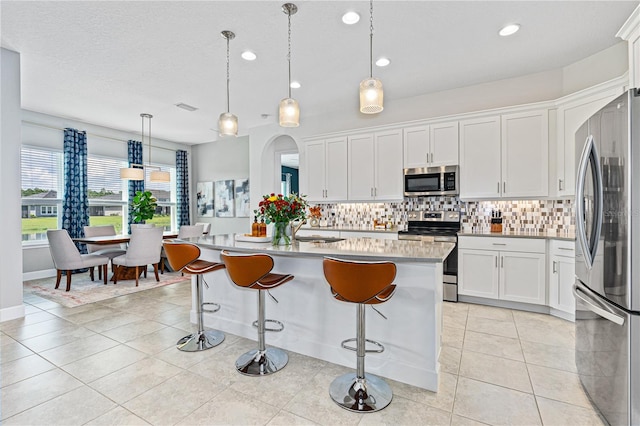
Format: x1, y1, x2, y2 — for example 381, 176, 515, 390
234, 178, 250, 218
215, 180, 235, 218
196, 181, 214, 217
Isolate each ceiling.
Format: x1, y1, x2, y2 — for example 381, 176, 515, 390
1, 1, 637, 144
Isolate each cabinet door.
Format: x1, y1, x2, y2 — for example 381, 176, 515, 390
305, 140, 326, 202
374, 129, 403, 200
500, 251, 546, 305
459, 249, 499, 299
459, 116, 501, 199
403, 125, 429, 169
501, 110, 549, 198
549, 254, 576, 314
325, 137, 348, 201
430, 121, 459, 166
348, 134, 375, 201
556, 90, 622, 197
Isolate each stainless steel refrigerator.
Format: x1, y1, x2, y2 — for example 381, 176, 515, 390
574, 89, 640, 426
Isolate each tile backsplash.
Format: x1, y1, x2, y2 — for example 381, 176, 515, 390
311, 197, 574, 233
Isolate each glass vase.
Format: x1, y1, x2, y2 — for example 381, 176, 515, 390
272, 221, 291, 246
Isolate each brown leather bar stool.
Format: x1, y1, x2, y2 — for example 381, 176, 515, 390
220, 250, 294, 376
163, 241, 226, 352
323, 257, 397, 413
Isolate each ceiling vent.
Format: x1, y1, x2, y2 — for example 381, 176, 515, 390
175, 103, 198, 112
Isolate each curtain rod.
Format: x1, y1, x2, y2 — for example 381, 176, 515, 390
22, 120, 182, 153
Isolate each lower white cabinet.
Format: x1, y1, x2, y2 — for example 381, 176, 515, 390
548, 240, 576, 319
459, 236, 546, 305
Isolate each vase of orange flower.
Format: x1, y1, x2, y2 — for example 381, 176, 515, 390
308, 206, 322, 227
258, 193, 308, 245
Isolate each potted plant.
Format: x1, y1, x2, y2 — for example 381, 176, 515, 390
130, 190, 157, 224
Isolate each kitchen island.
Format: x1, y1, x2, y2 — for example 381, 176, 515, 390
182, 233, 454, 391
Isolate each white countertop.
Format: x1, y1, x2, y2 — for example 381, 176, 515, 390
186, 233, 453, 263
458, 230, 575, 241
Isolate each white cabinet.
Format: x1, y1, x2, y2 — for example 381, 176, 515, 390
304, 137, 348, 202
459, 110, 549, 199
403, 121, 458, 168
553, 87, 624, 197
348, 130, 403, 201
458, 236, 546, 305
548, 240, 576, 319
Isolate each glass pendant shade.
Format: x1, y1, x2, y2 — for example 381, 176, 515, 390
359, 77, 384, 114
120, 167, 144, 180
150, 170, 170, 183
218, 112, 238, 136
279, 97, 300, 127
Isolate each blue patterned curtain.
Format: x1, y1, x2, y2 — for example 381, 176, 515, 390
176, 150, 190, 226
62, 128, 89, 253
127, 140, 144, 233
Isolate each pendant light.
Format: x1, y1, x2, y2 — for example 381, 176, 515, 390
218, 30, 238, 137
359, 0, 383, 114
142, 113, 170, 183
279, 3, 300, 127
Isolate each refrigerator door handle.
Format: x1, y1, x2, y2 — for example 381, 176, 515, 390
573, 283, 625, 325
575, 135, 604, 270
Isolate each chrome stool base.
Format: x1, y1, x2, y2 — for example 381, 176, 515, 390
177, 329, 225, 352
235, 347, 288, 376
329, 372, 393, 413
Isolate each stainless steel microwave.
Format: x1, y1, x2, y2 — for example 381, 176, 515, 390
403, 165, 459, 196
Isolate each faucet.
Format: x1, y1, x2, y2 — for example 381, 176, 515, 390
291, 220, 307, 241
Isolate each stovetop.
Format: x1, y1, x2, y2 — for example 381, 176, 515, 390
401, 210, 461, 237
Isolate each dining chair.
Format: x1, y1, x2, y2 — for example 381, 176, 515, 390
112, 227, 163, 286
195, 222, 211, 235
161, 224, 205, 274
46, 229, 110, 291
83, 225, 126, 280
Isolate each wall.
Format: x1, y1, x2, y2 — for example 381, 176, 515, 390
249, 44, 628, 215
191, 135, 250, 235
1, 48, 26, 321
21, 110, 193, 277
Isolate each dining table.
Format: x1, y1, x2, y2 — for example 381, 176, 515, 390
73, 232, 179, 281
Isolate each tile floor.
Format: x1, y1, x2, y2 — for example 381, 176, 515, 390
0, 280, 606, 425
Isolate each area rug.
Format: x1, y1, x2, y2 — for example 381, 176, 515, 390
23, 271, 190, 308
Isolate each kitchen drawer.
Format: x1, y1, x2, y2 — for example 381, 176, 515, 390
549, 239, 575, 256
458, 236, 545, 253
296, 229, 341, 238
340, 231, 397, 240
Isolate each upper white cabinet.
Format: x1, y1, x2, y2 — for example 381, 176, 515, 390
459, 110, 548, 199
553, 84, 625, 197
348, 130, 403, 201
459, 116, 502, 198
304, 137, 348, 202
403, 121, 458, 169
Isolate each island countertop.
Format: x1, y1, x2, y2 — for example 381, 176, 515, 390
187, 233, 454, 263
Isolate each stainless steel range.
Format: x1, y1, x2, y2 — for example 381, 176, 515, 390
398, 210, 460, 302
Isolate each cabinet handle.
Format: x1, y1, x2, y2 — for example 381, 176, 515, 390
495, 257, 498, 268
492, 243, 506, 246
427, 154, 430, 164
559, 179, 564, 191
501, 256, 504, 268
430, 153, 434, 163
503, 182, 506, 193
558, 247, 573, 251
498, 182, 500, 193
553, 261, 557, 273
370, 188, 374, 197
375, 187, 377, 196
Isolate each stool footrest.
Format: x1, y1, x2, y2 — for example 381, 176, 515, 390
202, 302, 220, 314
252, 319, 284, 332
341, 337, 385, 353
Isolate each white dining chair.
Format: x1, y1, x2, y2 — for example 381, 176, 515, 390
195, 222, 211, 235
83, 225, 126, 279
112, 227, 163, 286
46, 229, 110, 291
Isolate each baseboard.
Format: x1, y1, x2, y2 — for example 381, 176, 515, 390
550, 307, 575, 322
0, 304, 25, 322
23, 269, 57, 281
458, 295, 550, 314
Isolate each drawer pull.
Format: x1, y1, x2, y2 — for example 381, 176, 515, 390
558, 247, 574, 251
492, 243, 507, 246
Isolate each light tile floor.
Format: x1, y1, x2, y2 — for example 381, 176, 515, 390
0, 281, 606, 425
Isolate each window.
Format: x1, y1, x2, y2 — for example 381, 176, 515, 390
21, 147, 63, 242
145, 165, 176, 231
87, 156, 128, 234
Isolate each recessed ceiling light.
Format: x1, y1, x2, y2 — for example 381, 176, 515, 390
342, 11, 360, 25
175, 102, 198, 111
241, 50, 257, 61
375, 57, 390, 67
499, 24, 520, 37
290, 81, 301, 89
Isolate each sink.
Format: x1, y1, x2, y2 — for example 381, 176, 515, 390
295, 236, 345, 243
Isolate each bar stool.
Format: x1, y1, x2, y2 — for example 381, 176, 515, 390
220, 250, 294, 376
322, 257, 397, 413
163, 241, 226, 352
